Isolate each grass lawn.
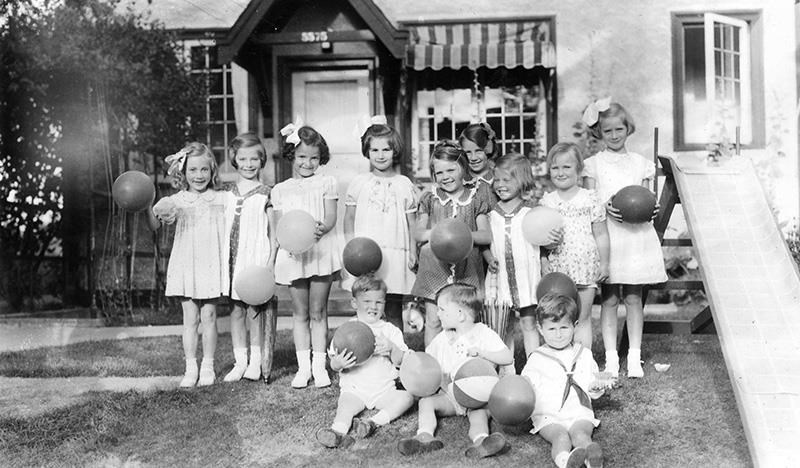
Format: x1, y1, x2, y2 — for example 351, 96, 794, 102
0, 327, 751, 467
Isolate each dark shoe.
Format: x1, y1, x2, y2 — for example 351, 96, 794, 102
352, 417, 377, 439
566, 447, 587, 468
316, 427, 354, 449
464, 433, 509, 459
397, 435, 444, 455
585, 442, 603, 468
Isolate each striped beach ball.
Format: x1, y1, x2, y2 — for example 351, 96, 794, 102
452, 358, 499, 409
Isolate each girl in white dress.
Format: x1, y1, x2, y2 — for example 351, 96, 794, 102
222, 133, 277, 383
540, 142, 610, 350
272, 124, 344, 389
483, 153, 545, 365
344, 122, 417, 331
148, 142, 228, 388
582, 101, 667, 378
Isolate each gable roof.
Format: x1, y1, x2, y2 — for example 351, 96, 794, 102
216, 0, 407, 63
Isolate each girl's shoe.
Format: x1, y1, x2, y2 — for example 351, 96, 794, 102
316, 427, 354, 449
223, 365, 246, 382
291, 369, 312, 389
585, 442, 603, 468
179, 370, 198, 388
566, 447, 587, 468
198, 367, 215, 386
242, 360, 261, 381
352, 418, 377, 439
313, 367, 331, 388
627, 357, 644, 378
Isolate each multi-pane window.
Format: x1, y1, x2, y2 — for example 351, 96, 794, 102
413, 84, 547, 179
190, 46, 237, 172
673, 12, 763, 149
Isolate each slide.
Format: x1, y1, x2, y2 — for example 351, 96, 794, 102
664, 153, 800, 468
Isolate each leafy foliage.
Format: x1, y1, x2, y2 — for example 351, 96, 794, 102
0, 0, 205, 310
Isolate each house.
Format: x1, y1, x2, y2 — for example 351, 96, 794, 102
131, 0, 799, 227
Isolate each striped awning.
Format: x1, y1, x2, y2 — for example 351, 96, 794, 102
405, 21, 556, 71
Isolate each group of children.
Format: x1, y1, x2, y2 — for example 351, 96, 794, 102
150, 100, 666, 468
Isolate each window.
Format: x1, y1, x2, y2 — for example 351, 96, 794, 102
190, 45, 237, 172
673, 12, 764, 149
412, 79, 549, 179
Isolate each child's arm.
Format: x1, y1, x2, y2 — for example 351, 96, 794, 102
146, 204, 161, 231
266, 206, 278, 267
483, 249, 499, 273
406, 211, 417, 270
471, 213, 492, 246
343, 205, 356, 243
585, 176, 622, 222
467, 346, 513, 366
328, 345, 357, 372
592, 219, 610, 282
415, 212, 432, 243
315, 198, 338, 239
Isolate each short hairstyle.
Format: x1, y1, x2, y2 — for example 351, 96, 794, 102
546, 142, 585, 174
536, 293, 579, 325
228, 132, 267, 169
361, 124, 404, 166
588, 102, 636, 140
281, 126, 330, 164
351, 274, 388, 298
428, 139, 469, 181
170, 142, 218, 190
436, 283, 482, 321
459, 123, 499, 160
493, 152, 535, 200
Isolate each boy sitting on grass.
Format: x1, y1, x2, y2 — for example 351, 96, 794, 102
316, 275, 414, 448
522, 293, 614, 468
397, 283, 513, 459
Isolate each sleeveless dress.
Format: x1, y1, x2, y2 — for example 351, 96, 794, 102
583, 151, 667, 284
224, 183, 272, 301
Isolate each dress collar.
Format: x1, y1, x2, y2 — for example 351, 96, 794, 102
180, 190, 217, 203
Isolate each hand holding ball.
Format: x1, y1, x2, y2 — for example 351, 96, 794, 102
233, 265, 275, 305
430, 219, 473, 264
343, 237, 382, 276
612, 185, 657, 224
522, 206, 563, 246
112, 171, 155, 212
276, 210, 317, 255
331, 321, 375, 365
399, 352, 442, 397
488, 375, 536, 426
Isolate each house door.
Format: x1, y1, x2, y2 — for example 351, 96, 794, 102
291, 69, 372, 236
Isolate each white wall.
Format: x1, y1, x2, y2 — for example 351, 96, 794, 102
377, 0, 800, 224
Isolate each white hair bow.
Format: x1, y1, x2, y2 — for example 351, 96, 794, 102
581, 97, 612, 127
165, 148, 190, 178
353, 114, 388, 139
280, 116, 305, 146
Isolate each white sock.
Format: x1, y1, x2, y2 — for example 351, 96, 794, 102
605, 349, 619, 362
249, 345, 262, 364
185, 358, 198, 373
312, 351, 327, 371
296, 350, 311, 373
371, 411, 391, 426
331, 421, 349, 434
200, 358, 214, 370
233, 348, 247, 367
471, 433, 488, 444
628, 348, 641, 363
554, 451, 569, 468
